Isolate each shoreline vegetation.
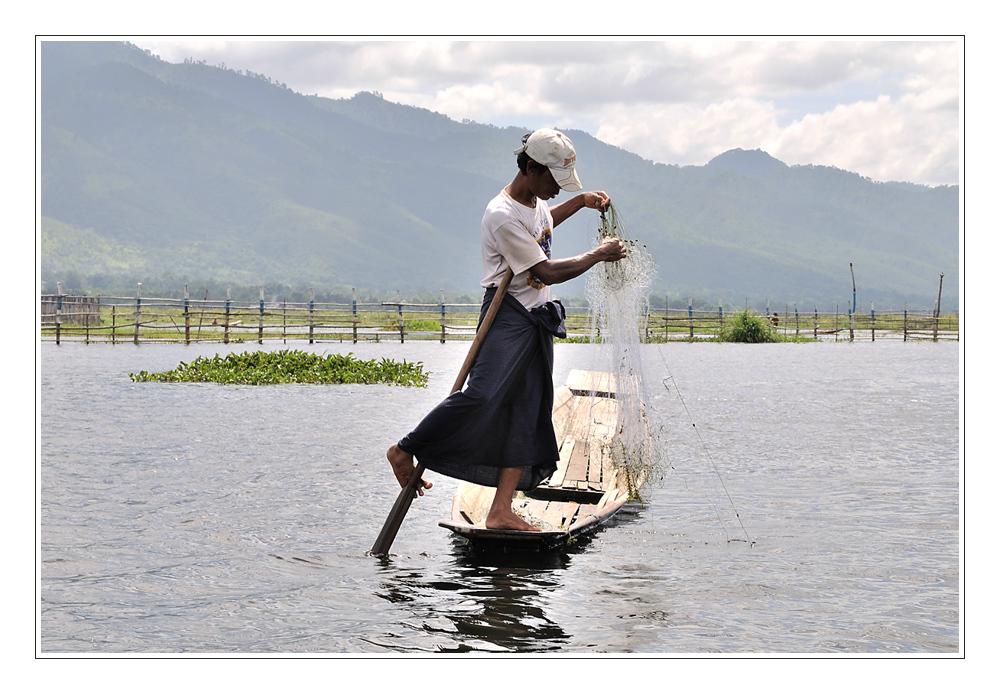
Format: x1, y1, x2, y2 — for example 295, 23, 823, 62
717, 309, 785, 343
129, 350, 429, 386
41, 291, 959, 345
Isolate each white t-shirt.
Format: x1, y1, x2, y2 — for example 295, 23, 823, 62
480, 188, 553, 309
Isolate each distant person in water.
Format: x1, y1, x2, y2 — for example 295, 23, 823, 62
386, 128, 626, 531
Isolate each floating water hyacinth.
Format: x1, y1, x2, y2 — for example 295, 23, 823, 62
129, 350, 428, 387
585, 204, 666, 498
717, 309, 781, 343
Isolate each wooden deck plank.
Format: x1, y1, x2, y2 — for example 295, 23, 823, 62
600, 445, 617, 486
551, 386, 575, 439
533, 501, 566, 529
552, 385, 574, 411
535, 501, 579, 529
563, 439, 591, 486
548, 438, 574, 488
553, 392, 585, 450
589, 397, 618, 438
555, 502, 580, 528
549, 389, 622, 492
565, 398, 602, 443
587, 441, 607, 487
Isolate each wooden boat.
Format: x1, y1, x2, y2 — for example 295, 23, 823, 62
439, 369, 639, 550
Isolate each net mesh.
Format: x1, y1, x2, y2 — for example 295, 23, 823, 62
583, 204, 667, 499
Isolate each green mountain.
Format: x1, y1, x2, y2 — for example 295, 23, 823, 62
40, 41, 959, 310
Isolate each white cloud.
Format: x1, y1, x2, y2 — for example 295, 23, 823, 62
769, 94, 959, 185
593, 89, 959, 186
595, 98, 785, 166
133, 38, 961, 185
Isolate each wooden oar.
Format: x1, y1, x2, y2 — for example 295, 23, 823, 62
370, 268, 515, 557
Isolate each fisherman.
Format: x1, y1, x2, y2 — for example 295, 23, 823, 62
386, 128, 626, 531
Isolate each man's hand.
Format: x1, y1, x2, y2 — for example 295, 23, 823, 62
529, 237, 626, 285
551, 190, 611, 227
583, 191, 611, 211
596, 237, 627, 262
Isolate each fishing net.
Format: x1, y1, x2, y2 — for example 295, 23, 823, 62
583, 204, 667, 499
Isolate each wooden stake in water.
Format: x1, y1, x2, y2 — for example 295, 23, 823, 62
224, 286, 231, 345
309, 288, 315, 344
440, 289, 446, 344
184, 285, 191, 345
397, 290, 405, 343
134, 283, 142, 345
197, 290, 207, 341
352, 288, 358, 344
55, 282, 63, 345
85, 297, 91, 344
934, 273, 944, 341
258, 286, 265, 344
688, 297, 694, 339
849, 263, 856, 342
871, 301, 876, 342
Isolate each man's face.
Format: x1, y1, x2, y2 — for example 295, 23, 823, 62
528, 165, 562, 201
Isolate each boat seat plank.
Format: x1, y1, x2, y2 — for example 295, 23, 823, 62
566, 369, 616, 398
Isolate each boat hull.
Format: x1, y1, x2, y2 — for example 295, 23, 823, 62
439, 370, 637, 551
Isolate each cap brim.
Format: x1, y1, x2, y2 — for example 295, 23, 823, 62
550, 166, 582, 192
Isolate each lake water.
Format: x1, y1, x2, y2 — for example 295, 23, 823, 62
39, 339, 960, 654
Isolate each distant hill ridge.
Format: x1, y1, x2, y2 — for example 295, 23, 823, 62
40, 41, 958, 309
707, 148, 788, 174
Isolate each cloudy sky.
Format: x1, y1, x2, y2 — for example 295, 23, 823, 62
132, 39, 960, 186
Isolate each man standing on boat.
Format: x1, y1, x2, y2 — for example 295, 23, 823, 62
386, 128, 626, 531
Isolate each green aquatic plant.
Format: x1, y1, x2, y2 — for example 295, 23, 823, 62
129, 350, 429, 386
405, 319, 442, 332
717, 309, 780, 343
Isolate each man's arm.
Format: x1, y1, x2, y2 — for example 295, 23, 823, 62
529, 237, 626, 286
550, 191, 610, 227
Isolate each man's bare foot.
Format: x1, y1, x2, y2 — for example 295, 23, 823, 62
485, 507, 541, 532
484, 467, 538, 531
386, 445, 432, 497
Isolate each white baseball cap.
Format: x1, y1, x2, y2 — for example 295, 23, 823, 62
514, 128, 582, 192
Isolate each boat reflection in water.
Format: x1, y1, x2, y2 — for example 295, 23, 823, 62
370, 542, 588, 652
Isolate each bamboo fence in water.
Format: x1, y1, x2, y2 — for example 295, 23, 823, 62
39, 286, 960, 345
